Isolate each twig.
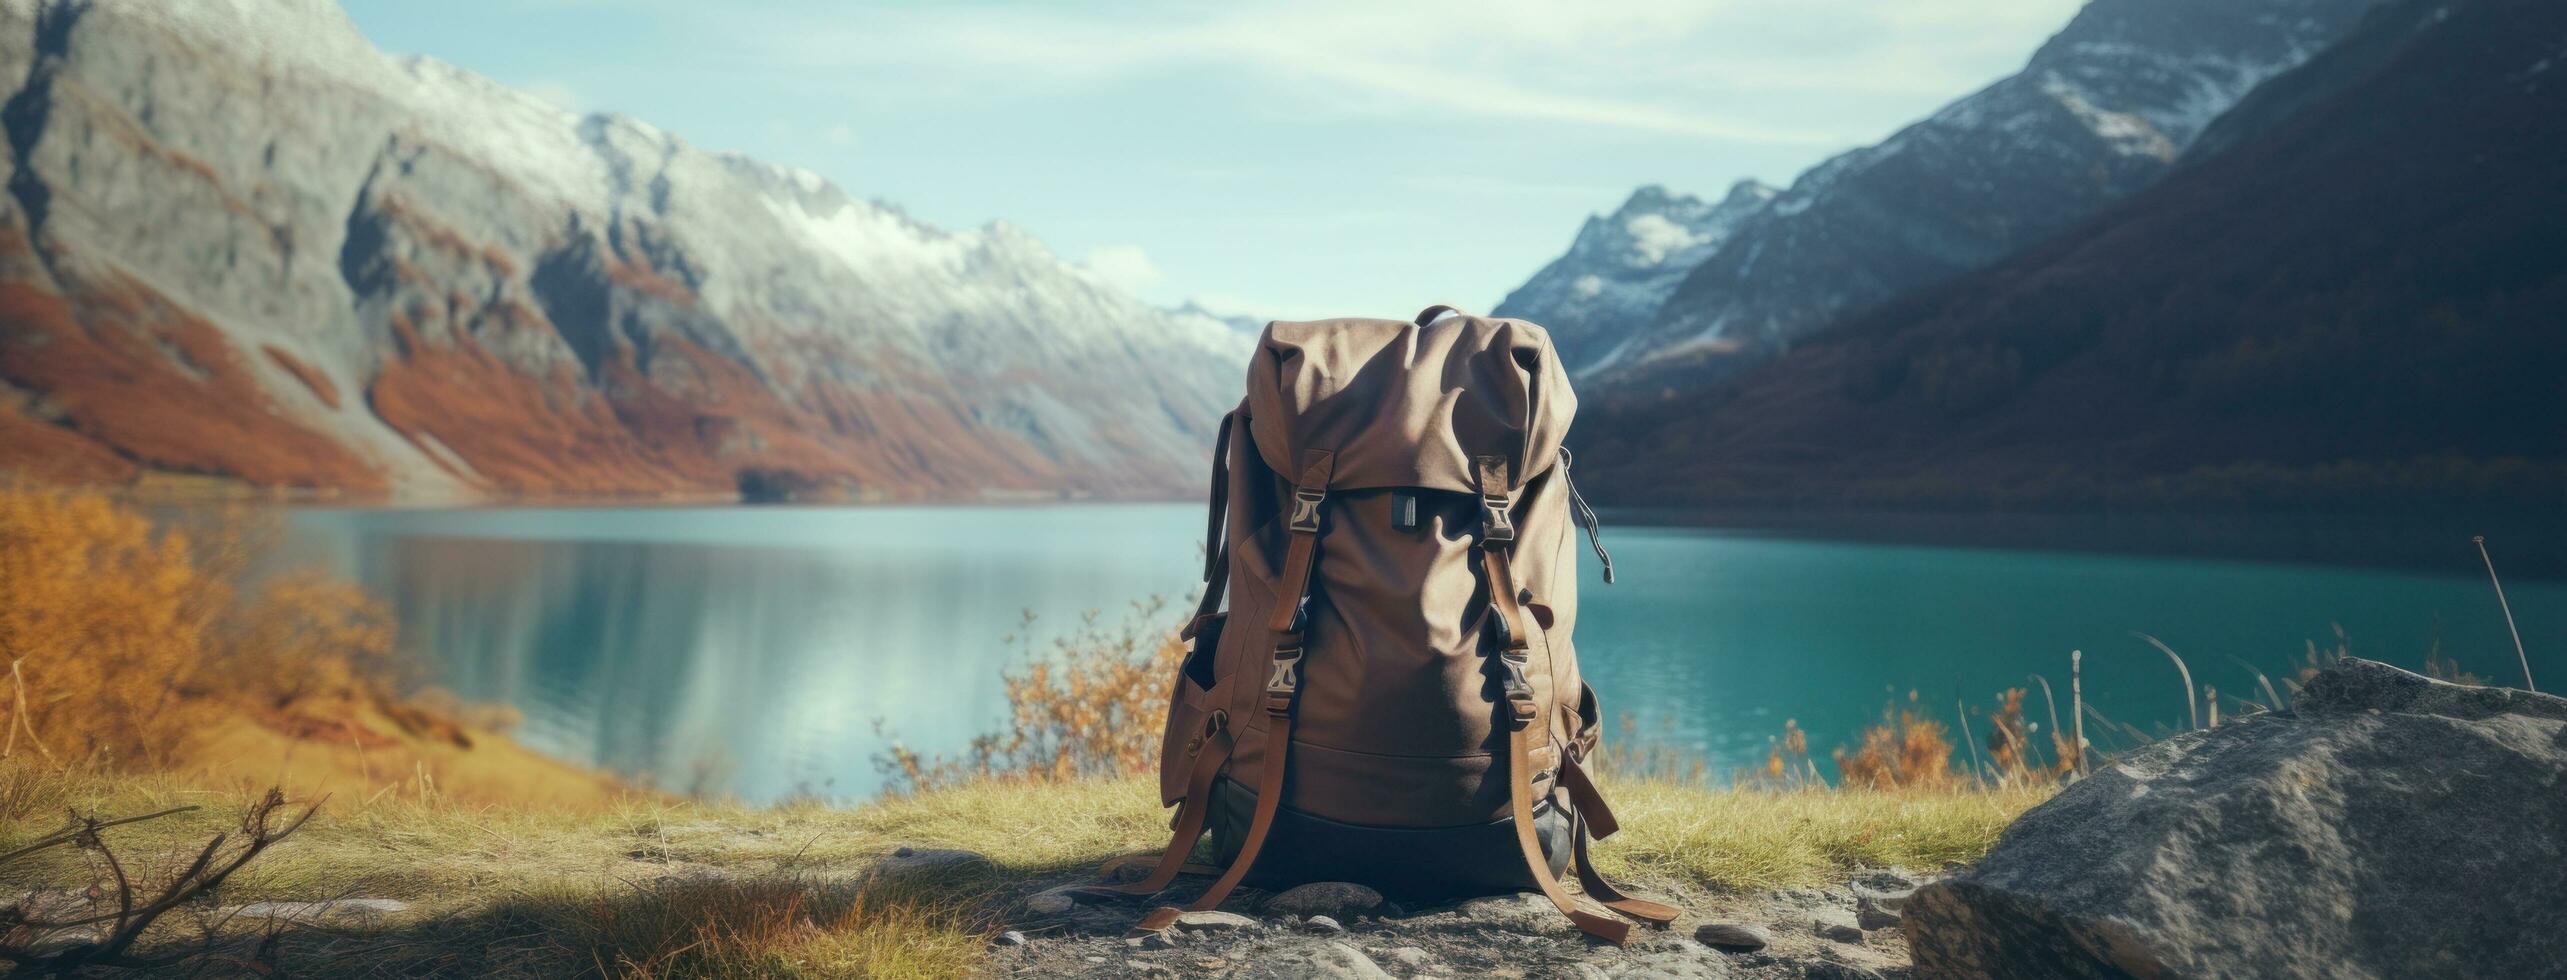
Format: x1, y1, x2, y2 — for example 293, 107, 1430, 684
7, 655, 59, 763
0, 805, 200, 864
2474, 536, 2536, 692
2132, 632, 2200, 729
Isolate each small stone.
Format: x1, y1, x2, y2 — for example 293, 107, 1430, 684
990, 930, 1027, 947
1302, 914, 1347, 934
1694, 920, 1772, 951
1309, 940, 1396, 980
1084, 955, 1108, 964
1856, 905, 1902, 930
1173, 909, 1257, 933
1811, 907, 1866, 943
1387, 946, 1433, 969
876, 847, 994, 876
1805, 961, 1887, 980
1025, 886, 1079, 914
1851, 882, 1919, 912
1268, 880, 1387, 917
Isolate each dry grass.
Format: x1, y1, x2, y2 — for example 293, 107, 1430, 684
878, 601, 1185, 792
2, 760, 2038, 977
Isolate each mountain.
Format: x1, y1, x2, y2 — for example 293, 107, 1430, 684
1577, 0, 2567, 509
1488, 180, 1774, 373
1548, 0, 2376, 382
0, 0, 1245, 501
1164, 301, 1267, 339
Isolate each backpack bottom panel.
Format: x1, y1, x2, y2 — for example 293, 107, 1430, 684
1204, 776, 1572, 901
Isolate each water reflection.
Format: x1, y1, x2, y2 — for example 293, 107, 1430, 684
283, 505, 2564, 801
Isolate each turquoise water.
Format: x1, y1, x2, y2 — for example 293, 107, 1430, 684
283, 504, 2564, 801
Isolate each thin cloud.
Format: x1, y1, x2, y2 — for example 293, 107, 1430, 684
717, 0, 2077, 145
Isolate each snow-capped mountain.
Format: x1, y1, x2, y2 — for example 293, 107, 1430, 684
1551, 0, 2377, 381
1163, 301, 1268, 339
0, 0, 1247, 500
1574, 0, 2565, 510
1488, 181, 1774, 373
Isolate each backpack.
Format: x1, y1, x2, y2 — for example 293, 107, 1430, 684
1096, 306, 1679, 944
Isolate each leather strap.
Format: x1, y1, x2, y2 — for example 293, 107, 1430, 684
1095, 724, 1232, 897
1479, 454, 1667, 943
1182, 411, 1237, 641
1505, 701, 1629, 945
1136, 449, 1333, 934
1562, 753, 1679, 925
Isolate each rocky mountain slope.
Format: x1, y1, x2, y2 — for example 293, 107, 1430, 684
1488, 181, 1773, 374
1516, 0, 2375, 382
1578, 0, 2567, 508
0, 0, 1245, 501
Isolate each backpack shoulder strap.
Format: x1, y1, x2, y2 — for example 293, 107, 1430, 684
1181, 410, 1236, 641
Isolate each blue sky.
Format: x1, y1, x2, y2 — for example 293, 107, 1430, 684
341, 0, 2080, 320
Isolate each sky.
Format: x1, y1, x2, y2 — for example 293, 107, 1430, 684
340, 0, 2083, 321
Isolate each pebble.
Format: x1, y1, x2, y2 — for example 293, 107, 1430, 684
1856, 905, 1902, 931
1804, 961, 1887, 980
1174, 909, 1258, 933
875, 846, 993, 876
1810, 907, 1867, 944
1302, 914, 1348, 934
1268, 880, 1388, 917
1025, 886, 1079, 915
1308, 940, 1397, 979
990, 930, 1027, 947
1694, 920, 1773, 951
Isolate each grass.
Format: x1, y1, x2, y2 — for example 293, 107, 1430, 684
4, 760, 2043, 978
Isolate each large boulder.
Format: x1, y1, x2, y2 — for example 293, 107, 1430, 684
1906, 657, 2567, 979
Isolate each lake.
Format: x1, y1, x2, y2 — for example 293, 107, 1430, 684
282, 504, 2564, 802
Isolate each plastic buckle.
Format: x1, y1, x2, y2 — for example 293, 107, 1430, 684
1266, 646, 1303, 715
1480, 493, 1515, 545
1288, 487, 1327, 534
1498, 651, 1537, 728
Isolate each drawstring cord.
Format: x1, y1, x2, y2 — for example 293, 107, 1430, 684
1559, 448, 1616, 585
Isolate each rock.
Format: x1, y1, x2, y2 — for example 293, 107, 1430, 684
1855, 905, 1901, 930
1307, 940, 1397, 979
1267, 880, 1386, 918
1810, 908, 1865, 944
225, 898, 411, 922
990, 930, 1027, 947
1386, 946, 1433, 969
1302, 914, 1347, 934
1694, 921, 1772, 951
1172, 910, 1257, 933
1804, 962, 1885, 980
876, 847, 993, 876
1906, 658, 2567, 980
1024, 886, 1079, 915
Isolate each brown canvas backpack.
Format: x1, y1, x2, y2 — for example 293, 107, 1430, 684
1095, 306, 1679, 944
